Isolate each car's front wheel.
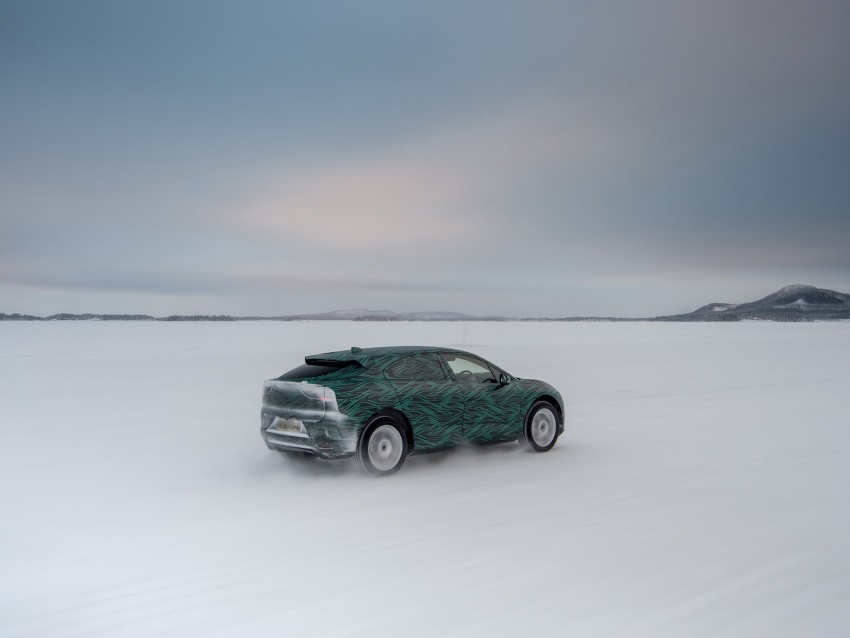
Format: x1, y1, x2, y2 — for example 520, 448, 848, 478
521, 401, 560, 452
356, 416, 409, 476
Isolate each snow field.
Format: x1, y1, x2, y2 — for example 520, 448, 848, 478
1, 321, 849, 637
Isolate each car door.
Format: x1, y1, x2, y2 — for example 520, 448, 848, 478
386, 354, 465, 451
440, 353, 522, 442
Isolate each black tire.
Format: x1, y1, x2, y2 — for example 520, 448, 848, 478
520, 400, 560, 452
356, 415, 409, 477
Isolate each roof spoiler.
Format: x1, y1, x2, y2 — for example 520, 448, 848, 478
303, 357, 364, 368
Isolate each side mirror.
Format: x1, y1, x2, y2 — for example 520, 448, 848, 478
498, 373, 510, 386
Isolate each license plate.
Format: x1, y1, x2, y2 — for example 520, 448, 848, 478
274, 418, 304, 434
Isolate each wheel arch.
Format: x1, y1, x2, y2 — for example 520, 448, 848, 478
529, 394, 563, 426
363, 407, 415, 452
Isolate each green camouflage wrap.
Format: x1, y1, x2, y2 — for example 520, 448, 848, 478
261, 346, 564, 459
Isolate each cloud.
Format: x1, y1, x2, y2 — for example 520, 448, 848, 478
1, 1, 848, 315
233, 96, 642, 254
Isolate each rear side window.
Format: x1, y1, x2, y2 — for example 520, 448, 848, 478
386, 354, 447, 381
280, 363, 352, 380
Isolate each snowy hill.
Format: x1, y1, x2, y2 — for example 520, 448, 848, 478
662, 285, 850, 321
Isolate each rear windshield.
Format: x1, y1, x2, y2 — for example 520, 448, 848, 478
279, 363, 353, 380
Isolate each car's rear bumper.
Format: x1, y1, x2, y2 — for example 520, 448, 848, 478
261, 411, 357, 459
263, 430, 338, 458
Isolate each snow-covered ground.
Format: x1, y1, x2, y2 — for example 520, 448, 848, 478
1, 321, 849, 637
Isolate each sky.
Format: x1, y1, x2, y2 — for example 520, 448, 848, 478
1, 1, 849, 317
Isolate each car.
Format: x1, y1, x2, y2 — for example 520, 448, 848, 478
261, 346, 564, 476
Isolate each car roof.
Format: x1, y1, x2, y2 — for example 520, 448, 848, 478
305, 345, 471, 368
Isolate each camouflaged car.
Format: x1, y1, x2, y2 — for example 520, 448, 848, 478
261, 346, 564, 476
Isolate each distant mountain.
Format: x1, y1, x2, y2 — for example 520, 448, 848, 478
398, 311, 480, 321
658, 285, 850, 321
324, 309, 395, 320
270, 309, 490, 321
4, 286, 849, 322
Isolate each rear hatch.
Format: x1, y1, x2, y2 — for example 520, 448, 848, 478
261, 359, 360, 430
262, 379, 330, 425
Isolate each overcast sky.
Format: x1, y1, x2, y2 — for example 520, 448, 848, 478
2, 1, 849, 317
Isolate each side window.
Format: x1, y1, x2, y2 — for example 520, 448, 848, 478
386, 354, 447, 381
442, 354, 496, 383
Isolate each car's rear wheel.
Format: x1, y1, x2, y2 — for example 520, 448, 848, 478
521, 401, 560, 452
356, 416, 408, 476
